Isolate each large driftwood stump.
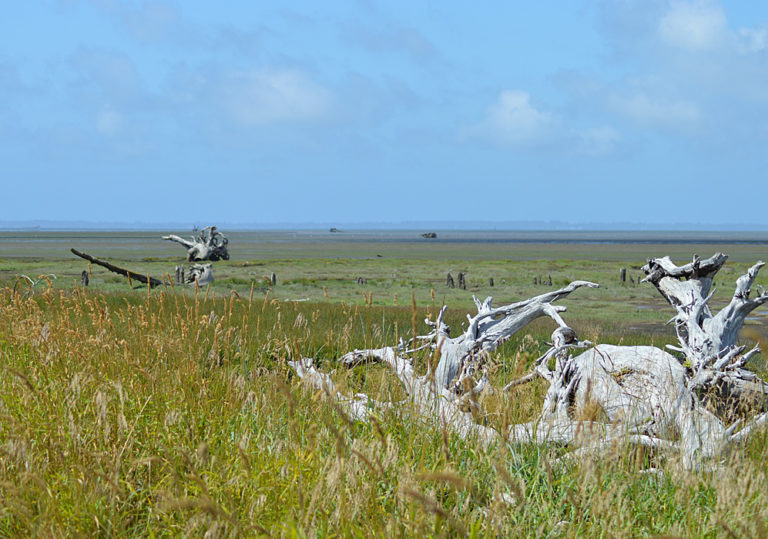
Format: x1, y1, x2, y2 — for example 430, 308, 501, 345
289, 254, 768, 469
162, 226, 230, 261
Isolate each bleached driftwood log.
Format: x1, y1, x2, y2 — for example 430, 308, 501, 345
289, 282, 598, 450
289, 254, 768, 469
433, 281, 598, 395
162, 226, 229, 261
184, 263, 214, 286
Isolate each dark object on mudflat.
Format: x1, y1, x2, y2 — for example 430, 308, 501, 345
421, 232, 437, 239
71, 248, 164, 288
329, 227, 339, 233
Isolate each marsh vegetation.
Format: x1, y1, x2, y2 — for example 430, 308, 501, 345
1, 230, 768, 535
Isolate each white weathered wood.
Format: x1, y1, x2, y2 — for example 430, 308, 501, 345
185, 263, 213, 286
642, 253, 768, 412
163, 226, 230, 261
434, 281, 599, 395
288, 256, 768, 469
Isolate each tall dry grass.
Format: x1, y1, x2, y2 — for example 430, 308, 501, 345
1, 284, 767, 536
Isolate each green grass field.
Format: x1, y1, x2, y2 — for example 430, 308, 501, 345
2, 230, 768, 535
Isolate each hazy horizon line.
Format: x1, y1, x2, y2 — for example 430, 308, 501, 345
4, 219, 768, 232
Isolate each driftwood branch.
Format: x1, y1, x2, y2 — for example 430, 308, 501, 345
642, 253, 768, 412
162, 226, 229, 261
70, 249, 164, 288
289, 254, 768, 470
433, 281, 599, 395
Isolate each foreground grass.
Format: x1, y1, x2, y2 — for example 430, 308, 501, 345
1, 285, 768, 536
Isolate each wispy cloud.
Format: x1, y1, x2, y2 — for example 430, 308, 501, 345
471, 90, 559, 147
95, 104, 122, 136
657, 0, 727, 51
167, 66, 334, 128
342, 24, 438, 64
611, 94, 700, 126
217, 69, 333, 126
87, 0, 202, 45
576, 126, 621, 156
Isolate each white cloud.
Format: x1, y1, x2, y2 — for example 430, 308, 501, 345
474, 90, 557, 146
657, 1, 727, 51
218, 69, 332, 126
96, 105, 122, 135
612, 94, 700, 126
737, 26, 768, 53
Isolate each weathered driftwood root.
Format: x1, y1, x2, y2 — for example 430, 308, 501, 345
162, 226, 229, 261
289, 257, 768, 469
185, 263, 214, 286
289, 283, 601, 451
432, 281, 599, 396
71, 249, 164, 288
174, 264, 214, 286
642, 253, 768, 413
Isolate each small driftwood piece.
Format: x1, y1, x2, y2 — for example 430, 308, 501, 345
289, 253, 768, 470
184, 264, 214, 286
162, 226, 229, 261
71, 249, 163, 288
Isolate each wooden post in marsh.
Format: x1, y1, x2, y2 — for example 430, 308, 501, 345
270, 272, 277, 286
620, 267, 627, 283
489, 277, 494, 287
446, 273, 455, 288
80, 270, 89, 287
458, 272, 466, 290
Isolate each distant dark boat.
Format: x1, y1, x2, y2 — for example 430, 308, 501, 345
421, 232, 437, 239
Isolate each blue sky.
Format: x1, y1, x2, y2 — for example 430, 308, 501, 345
2, 1, 768, 226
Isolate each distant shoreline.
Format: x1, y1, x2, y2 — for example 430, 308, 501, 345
4, 220, 768, 233
3, 228, 768, 245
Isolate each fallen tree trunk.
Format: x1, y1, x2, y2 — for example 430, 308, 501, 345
71, 249, 164, 288
162, 226, 229, 261
289, 254, 768, 469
